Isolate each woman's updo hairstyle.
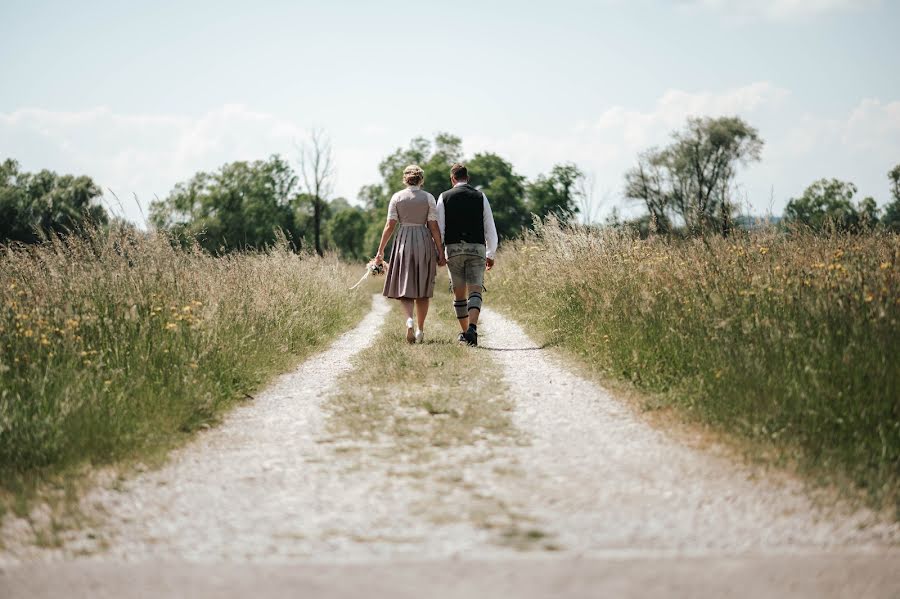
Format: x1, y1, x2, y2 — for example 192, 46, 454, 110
403, 164, 425, 187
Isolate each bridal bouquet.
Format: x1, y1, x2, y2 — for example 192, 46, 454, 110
349, 259, 388, 290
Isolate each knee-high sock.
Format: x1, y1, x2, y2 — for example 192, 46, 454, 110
453, 299, 468, 320
467, 291, 482, 313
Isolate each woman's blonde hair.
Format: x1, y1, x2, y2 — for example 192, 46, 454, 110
403, 164, 425, 186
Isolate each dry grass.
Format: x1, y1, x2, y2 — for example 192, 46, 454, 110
0, 227, 368, 508
490, 221, 900, 514
323, 293, 556, 550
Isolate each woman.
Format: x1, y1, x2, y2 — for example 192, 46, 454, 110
374, 164, 446, 343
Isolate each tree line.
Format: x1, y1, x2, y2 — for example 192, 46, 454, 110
2, 118, 900, 252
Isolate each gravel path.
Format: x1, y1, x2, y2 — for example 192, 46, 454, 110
2, 296, 898, 596
477, 306, 899, 553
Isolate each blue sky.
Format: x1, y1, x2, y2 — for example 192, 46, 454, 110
2, 0, 899, 223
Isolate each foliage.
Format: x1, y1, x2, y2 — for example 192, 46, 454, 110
491, 222, 900, 512
784, 178, 879, 232
0, 159, 108, 245
466, 152, 530, 240
526, 163, 583, 224
326, 204, 369, 261
625, 116, 763, 236
0, 226, 367, 487
149, 155, 302, 253
883, 164, 900, 232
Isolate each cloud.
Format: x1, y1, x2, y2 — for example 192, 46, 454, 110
468, 81, 788, 188
467, 83, 899, 217
680, 0, 881, 20
0, 105, 305, 222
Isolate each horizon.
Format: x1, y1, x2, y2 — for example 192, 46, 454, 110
2, 0, 899, 223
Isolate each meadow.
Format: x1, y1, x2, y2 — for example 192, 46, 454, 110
0, 228, 367, 502
490, 222, 900, 512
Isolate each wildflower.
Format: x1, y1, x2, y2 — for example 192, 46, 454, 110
104, 380, 112, 386
833, 249, 844, 260
758, 247, 769, 255
23, 329, 33, 338
79, 351, 89, 357
189, 362, 199, 369
864, 293, 874, 303
165, 322, 178, 331
880, 262, 891, 270
182, 306, 192, 313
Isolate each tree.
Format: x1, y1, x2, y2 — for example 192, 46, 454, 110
359, 133, 465, 256
150, 155, 301, 252
783, 178, 865, 232
625, 116, 763, 236
526, 163, 583, 223
327, 205, 368, 260
466, 152, 529, 240
297, 130, 335, 256
881, 164, 900, 232
0, 158, 108, 245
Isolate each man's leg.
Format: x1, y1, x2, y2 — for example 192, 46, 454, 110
453, 285, 469, 332
467, 285, 482, 326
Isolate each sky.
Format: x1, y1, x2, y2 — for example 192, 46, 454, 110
1, 0, 899, 223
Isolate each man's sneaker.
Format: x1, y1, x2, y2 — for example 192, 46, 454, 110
457, 332, 467, 344
464, 326, 478, 347
406, 318, 415, 344
415, 329, 424, 344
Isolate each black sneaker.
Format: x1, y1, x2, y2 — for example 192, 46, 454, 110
464, 327, 478, 347
457, 332, 467, 344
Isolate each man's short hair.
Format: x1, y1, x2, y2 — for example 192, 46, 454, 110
450, 163, 468, 181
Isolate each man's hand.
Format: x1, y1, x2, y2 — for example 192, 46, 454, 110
486, 257, 495, 271
438, 255, 447, 267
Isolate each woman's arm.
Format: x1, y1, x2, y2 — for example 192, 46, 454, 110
428, 220, 446, 266
374, 220, 397, 264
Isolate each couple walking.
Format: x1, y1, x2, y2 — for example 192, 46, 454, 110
373, 163, 498, 346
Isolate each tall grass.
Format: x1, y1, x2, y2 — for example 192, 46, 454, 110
0, 228, 367, 490
491, 221, 899, 510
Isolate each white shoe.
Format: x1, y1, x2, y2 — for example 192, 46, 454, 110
406, 318, 415, 343
415, 329, 424, 344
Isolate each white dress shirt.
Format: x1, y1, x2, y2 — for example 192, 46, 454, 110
435, 181, 499, 259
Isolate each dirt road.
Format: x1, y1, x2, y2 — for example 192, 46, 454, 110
1, 295, 897, 596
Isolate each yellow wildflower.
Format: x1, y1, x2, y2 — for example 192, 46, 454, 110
23, 329, 34, 338
165, 322, 178, 331
880, 262, 891, 270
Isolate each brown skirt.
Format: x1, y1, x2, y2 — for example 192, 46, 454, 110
382, 224, 437, 299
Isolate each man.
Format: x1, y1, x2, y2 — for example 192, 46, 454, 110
436, 163, 499, 347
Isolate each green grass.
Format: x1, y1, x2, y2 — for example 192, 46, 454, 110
0, 228, 368, 499
489, 221, 900, 514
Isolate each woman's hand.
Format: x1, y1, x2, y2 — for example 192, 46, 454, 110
374, 253, 384, 265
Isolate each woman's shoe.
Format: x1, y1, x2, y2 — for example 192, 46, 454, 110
415, 329, 424, 344
406, 318, 415, 343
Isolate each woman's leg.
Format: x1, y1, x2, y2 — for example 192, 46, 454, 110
400, 298, 414, 320
414, 298, 429, 331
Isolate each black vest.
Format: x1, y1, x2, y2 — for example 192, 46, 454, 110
442, 184, 485, 245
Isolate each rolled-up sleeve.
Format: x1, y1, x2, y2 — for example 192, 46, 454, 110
386, 194, 399, 222
436, 194, 446, 241
482, 193, 499, 259
427, 194, 438, 222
